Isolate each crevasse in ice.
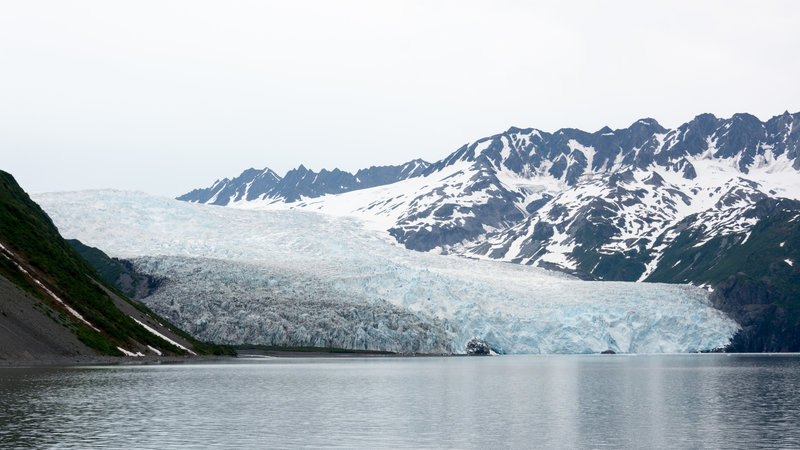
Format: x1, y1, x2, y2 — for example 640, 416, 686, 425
34, 190, 739, 354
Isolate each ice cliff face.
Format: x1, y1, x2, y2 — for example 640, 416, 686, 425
34, 190, 739, 354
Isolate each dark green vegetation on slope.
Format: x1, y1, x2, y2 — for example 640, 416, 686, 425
645, 199, 800, 352
0, 170, 232, 359
68, 239, 162, 300
561, 196, 800, 352
573, 245, 650, 282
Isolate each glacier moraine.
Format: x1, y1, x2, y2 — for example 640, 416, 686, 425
34, 190, 739, 354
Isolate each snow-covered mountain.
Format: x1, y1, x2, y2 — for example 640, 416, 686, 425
33, 190, 738, 354
179, 111, 800, 283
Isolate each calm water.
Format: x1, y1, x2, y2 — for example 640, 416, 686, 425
1, 354, 799, 449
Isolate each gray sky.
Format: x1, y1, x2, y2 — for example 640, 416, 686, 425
2, 1, 799, 196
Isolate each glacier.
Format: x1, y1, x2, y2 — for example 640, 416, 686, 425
34, 190, 739, 354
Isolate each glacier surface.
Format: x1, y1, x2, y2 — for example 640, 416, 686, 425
34, 190, 739, 354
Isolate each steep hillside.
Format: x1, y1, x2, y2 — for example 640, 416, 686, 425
646, 199, 800, 351
0, 274, 96, 362
0, 170, 229, 362
68, 239, 162, 300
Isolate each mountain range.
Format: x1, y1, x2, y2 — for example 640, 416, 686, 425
179, 111, 800, 351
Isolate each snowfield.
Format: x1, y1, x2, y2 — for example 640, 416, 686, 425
34, 190, 739, 354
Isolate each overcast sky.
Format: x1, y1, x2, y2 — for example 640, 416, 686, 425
2, 1, 799, 196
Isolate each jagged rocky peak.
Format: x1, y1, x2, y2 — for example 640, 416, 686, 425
632, 117, 662, 128
355, 158, 430, 186
766, 110, 795, 132
177, 166, 282, 205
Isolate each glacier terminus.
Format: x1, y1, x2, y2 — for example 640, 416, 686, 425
35, 190, 738, 354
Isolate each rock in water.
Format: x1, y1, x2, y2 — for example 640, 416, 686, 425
466, 338, 492, 355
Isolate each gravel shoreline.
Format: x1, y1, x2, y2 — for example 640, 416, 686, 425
0, 354, 238, 368
0, 348, 456, 367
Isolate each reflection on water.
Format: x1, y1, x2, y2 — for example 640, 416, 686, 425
1, 354, 799, 449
